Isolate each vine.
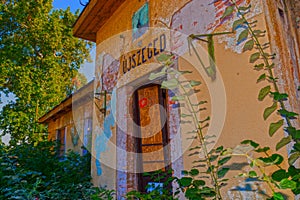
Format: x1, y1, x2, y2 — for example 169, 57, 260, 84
126, 2, 300, 199
220, 1, 300, 199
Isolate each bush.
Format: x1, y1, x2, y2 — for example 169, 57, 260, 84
0, 141, 114, 200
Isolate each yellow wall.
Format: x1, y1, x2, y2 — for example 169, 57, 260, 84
90, 0, 293, 198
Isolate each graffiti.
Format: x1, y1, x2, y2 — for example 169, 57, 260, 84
94, 99, 115, 176
132, 3, 149, 40
101, 54, 119, 93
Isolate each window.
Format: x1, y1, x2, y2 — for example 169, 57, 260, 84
133, 84, 171, 192
56, 128, 66, 157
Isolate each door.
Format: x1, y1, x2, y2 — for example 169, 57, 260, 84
133, 84, 171, 193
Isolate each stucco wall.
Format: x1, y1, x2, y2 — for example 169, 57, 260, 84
90, 0, 296, 199
47, 95, 93, 155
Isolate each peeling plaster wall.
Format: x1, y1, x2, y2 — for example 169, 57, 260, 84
47, 99, 93, 155
89, 0, 298, 199
263, 0, 300, 129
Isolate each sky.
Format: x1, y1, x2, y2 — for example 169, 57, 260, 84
1, 1, 95, 144
52, 0, 85, 13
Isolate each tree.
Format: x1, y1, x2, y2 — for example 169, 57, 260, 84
0, 0, 92, 145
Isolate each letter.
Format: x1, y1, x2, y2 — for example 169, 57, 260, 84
142, 47, 147, 63
148, 42, 153, 59
122, 56, 127, 74
153, 37, 159, 56
128, 55, 132, 72
137, 50, 142, 66
160, 33, 166, 52
131, 53, 137, 68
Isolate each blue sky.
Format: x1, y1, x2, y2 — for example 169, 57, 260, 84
52, 0, 85, 13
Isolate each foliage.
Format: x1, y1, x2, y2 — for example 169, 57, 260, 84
0, 141, 115, 199
222, 1, 300, 199
126, 2, 300, 199
0, 0, 92, 144
126, 169, 176, 200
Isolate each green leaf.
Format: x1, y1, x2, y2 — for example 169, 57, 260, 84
190, 80, 201, 87
241, 140, 259, 148
255, 147, 270, 153
263, 103, 277, 120
232, 18, 246, 30
270, 92, 288, 101
181, 114, 192, 118
250, 52, 260, 63
254, 63, 264, 70
276, 136, 292, 151
279, 178, 297, 190
253, 29, 266, 37
217, 168, 230, 179
269, 119, 284, 137
237, 29, 249, 44
209, 155, 218, 162
288, 152, 300, 165
243, 39, 254, 52
278, 109, 298, 118
218, 156, 231, 166
272, 192, 285, 200
238, 5, 251, 11
181, 170, 189, 175
189, 169, 199, 176
271, 169, 288, 182
157, 54, 172, 62
149, 71, 166, 80
248, 171, 257, 178
178, 177, 193, 187
221, 6, 234, 19
171, 96, 185, 101
259, 154, 284, 165
191, 101, 208, 106
178, 70, 192, 74
257, 73, 266, 83
161, 79, 178, 89
286, 127, 300, 140
258, 85, 271, 101
193, 180, 205, 187
215, 146, 224, 153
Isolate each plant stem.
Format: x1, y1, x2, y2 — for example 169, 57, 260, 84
245, 154, 276, 193
177, 80, 222, 199
232, 1, 292, 128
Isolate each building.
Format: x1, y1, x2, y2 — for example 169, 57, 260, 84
39, 80, 94, 156
68, 0, 298, 198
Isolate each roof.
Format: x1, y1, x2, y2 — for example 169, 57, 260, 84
73, 0, 126, 42
38, 80, 94, 123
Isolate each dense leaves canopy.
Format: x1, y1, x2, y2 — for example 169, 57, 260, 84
0, 0, 92, 144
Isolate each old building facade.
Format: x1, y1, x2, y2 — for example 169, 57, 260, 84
68, 0, 299, 199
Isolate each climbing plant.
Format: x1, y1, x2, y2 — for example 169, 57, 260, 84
219, 1, 300, 199
126, 1, 300, 199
